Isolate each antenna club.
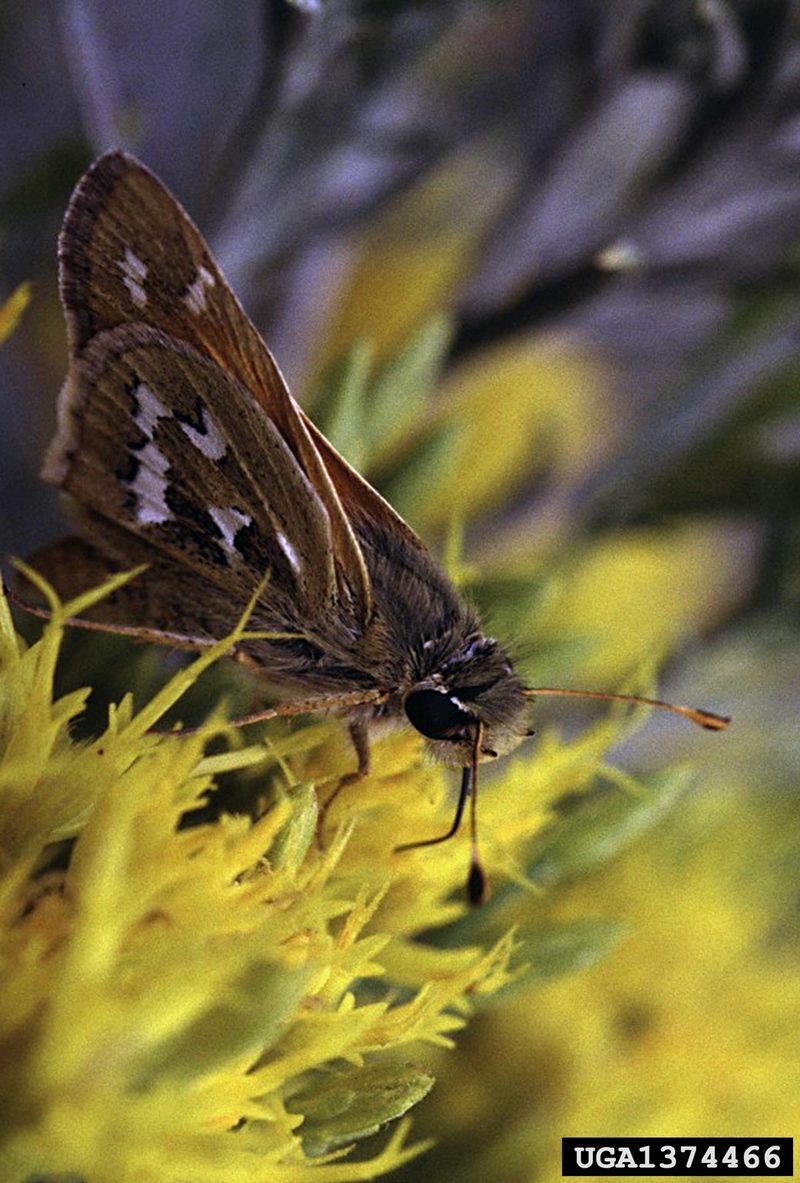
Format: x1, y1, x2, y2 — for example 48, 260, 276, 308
467, 859, 488, 907
522, 686, 731, 732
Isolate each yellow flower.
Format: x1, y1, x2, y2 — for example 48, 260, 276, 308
2, 262, 743, 1182
4, 569, 611, 1183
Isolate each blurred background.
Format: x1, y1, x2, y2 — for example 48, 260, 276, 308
1, 1, 798, 1178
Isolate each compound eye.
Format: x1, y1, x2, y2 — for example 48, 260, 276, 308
404, 688, 472, 740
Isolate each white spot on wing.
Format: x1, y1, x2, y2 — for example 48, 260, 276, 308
131, 382, 169, 439
119, 248, 148, 308
183, 265, 216, 315
209, 506, 252, 558
277, 531, 302, 574
179, 405, 227, 460
128, 442, 171, 524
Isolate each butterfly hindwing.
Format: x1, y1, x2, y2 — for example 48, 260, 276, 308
23, 535, 223, 647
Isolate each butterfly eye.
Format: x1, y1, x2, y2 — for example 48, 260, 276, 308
404, 689, 472, 741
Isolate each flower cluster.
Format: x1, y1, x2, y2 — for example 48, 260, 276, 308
1, 563, 640, 1182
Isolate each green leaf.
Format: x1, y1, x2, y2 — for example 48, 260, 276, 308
382, 419, 463, 524
527, 766, 695, 887
465, 919, 624, 1009
271, 782, 319, 871
314, 315, 451, 476
288, 1061, 435, 1156
131, 961, 313, 1089
367, 313, 452, 461
317, 338, 374, 469
521, 919, 624, 984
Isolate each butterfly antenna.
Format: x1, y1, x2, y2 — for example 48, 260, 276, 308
521, 687, 730, 731
6, 582, 210, 646
395, 724, 488, 905
467, 722, 488, 906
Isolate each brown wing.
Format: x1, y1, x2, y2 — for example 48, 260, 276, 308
53, 150, 372, 625
43, 322, 342, 633
22, 535, 222, 648
300, 411, 430, 554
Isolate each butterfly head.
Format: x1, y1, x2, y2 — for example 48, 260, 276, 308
403, 635, 530, 766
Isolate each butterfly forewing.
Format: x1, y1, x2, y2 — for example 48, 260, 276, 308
54, 150, 372, 624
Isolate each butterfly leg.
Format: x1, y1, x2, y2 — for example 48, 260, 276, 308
317, 716, 372, 838
347, 715, 372, 778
